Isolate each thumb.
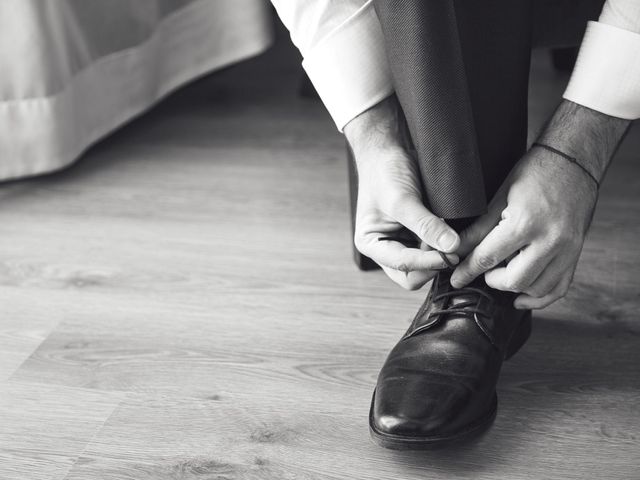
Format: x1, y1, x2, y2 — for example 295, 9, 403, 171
457, 194, 506, 257
393, 194, 460, 253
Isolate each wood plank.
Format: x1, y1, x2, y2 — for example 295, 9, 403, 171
0, 382, 122, 480
61, 376, 639, 480
0, 297, 58, 381
0, 25, 638, 480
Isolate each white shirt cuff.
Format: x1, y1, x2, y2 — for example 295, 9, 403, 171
563, 21, 640, 120
302, 1, 394, 131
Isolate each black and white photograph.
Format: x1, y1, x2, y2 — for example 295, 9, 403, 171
1, 0, 638, 479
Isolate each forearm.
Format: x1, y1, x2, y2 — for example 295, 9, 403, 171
536, 100, 631, 183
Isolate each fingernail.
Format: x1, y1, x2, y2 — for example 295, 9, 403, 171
438, 231, 458, 251
449, 273, 464, 288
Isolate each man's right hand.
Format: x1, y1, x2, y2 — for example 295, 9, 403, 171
344, 96, 460, 290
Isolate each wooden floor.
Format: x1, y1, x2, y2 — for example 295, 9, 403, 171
1, 27, 639, 480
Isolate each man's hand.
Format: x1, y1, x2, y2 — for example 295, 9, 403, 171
450, 148, 597, 308
344, 96, 460, 290
451, 101, 630, 309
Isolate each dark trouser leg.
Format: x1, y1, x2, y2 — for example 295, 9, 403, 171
373, 0, 532, 230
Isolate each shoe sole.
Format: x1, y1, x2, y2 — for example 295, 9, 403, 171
368, 310, 532, 450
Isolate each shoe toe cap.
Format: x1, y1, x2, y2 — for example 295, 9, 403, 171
371, 382, 481, 438
372, 392, 454, 437
374, 412, 446, 437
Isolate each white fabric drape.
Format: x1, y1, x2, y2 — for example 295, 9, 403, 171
0, 0, 274, 181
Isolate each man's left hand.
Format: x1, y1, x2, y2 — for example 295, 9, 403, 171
450, 146, 598, 309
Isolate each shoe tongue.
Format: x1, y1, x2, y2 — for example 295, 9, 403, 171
406, 272, 484, 337
449, 295, 474, 307
435, 270, 454, 293
435, 271, 485, 306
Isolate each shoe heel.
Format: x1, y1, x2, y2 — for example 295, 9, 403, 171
505, 310, 532, 360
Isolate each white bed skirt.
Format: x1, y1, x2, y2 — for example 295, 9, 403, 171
0, 0, 274, 181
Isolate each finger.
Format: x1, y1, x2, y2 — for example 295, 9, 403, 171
359, 236, 459, 272
381, 265, 436, 291
390, 194, 460, 253
457, 186, 508, 257
483, 245, 552, 293
379, 235, 461, 269
451, 221, 524, 288
522, 256, 577, 299
513, 275, 572, 310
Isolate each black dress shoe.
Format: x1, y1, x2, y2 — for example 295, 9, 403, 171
369, 270, 531, 449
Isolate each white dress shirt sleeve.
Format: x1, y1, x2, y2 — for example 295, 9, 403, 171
270, 0, 393, 131
563, 0, 640, 119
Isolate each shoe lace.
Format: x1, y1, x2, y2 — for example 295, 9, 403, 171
405, 286, 493, 340
374, 239, 496, 337
428, 287, 493, 320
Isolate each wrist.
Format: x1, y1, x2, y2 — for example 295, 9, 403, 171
537, 100, 630, 182
343, 95, 408, 160
531, 142, 600, 189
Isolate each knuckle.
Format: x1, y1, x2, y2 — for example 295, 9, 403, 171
395, 262, 410, 273
415, 215, 438, 240
393, 251, 413, 273
353, 234, 365, 253
504, 206, 532, 232
475, 253, 497, 270
353, 232, 369, 255
499, 205, 513, 222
